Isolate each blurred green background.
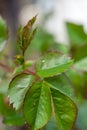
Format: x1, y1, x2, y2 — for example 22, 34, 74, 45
0, 0, 87, 130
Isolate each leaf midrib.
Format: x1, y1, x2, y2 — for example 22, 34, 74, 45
51, 90, 65, 130
33, 84, 42, 130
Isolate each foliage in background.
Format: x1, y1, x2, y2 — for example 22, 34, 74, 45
0, 16, 87, 130
66, 22, 87, 130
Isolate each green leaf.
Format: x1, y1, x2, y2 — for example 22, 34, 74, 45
67, 68, 85, 95
50, 86, 77, 130
17, 15, 37, 54
23, 60, 34, 69
17, 25, 23, 49
23, 81, 52, 130
43, 117, 58, 130
22, 15, 37, 53
76, 101, 87, 130
9, 73, 35, 110
66, 22, 87, 46
25, 27, 55, 59
74, 57, 87, 72
27, 27, 37, 46
0, 95, 24, 126
13, 60, 34, 75
45, 74, 75, 100
36, 53, 73, 78
53, 43, 69, 54
0, 17, 7, 51
0, 94, 6, 115
13, 66, 23, 75
3, 111, 24, 126
71, 44, 87, 61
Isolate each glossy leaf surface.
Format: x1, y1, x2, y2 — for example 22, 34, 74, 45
45, 74, 75, 100
51, 86, 77, 130
23, 81, 52, 130
36, 53, 73, 78
9, 73, 34, 110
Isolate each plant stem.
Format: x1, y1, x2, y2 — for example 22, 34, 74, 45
24, 69, 36, 76
0, 62, 13, 72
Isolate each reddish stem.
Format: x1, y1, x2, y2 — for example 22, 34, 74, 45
26, 69, 36, 75
24, 69, 40, 80
24, 69, 36, 76
0, 62, 13, 73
